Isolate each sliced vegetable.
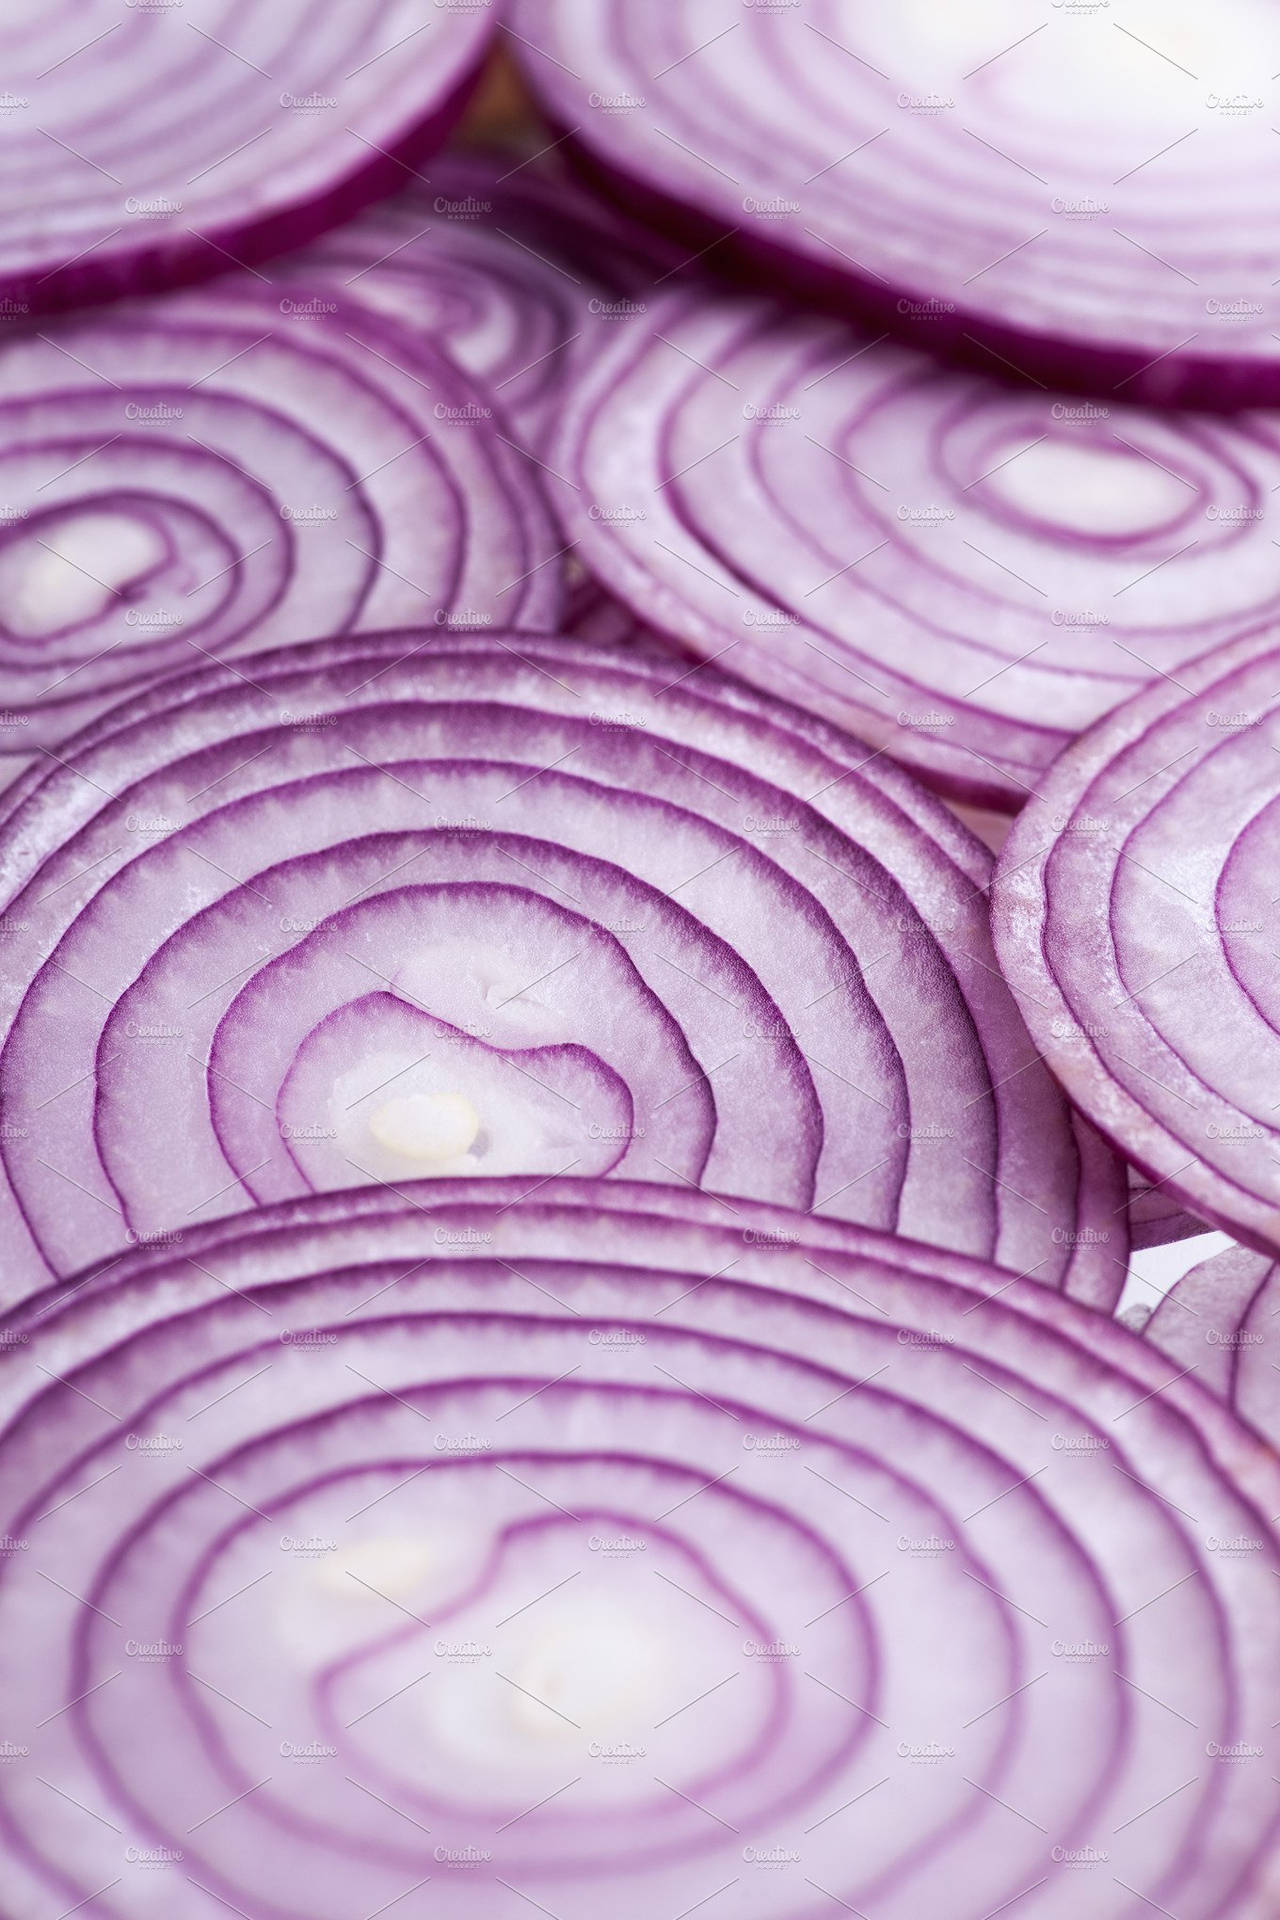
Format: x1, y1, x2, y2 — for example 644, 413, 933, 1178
291, 151, 683, 445
0, 1182, 1273, 1919
993, 624, 1280, 1254
0, 0, 493, 313
513, 0, 1280, 407
548, 285, 1280, 807
0, 280, 561, 757
1144, 1242, 1280, 1444
0, 631, 1123, 1306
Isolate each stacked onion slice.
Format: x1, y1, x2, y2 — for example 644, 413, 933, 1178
0, 0, 494, 312
513, 0, 1280, 406
549, 286, 1280, 807
0, 1182, 1274, 1919
1144, 1242, 1280, 1445
0, 281, 560, 756
0, 631, 1122, 1306
293, 152, 683, 446
993, 624, 1280, 1254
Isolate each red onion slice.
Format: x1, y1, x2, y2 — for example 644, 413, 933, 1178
547, 284, 1280, 807
1144, 1241, 1280, 1442
0, 281, 561, 758
0, 1, 494, 314
0, 1183, 1274, 1918
993, 623, 1280, 1254
290, 152, 684, 445
512, 0, 1280, 407
0, 631, 1123, 1306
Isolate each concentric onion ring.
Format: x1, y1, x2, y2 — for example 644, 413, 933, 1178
993, 624, 1280, 1254
0, 630, 1123, 1306
512, 0, 1280, 406
1144, 1242, 1280, 1444
0, 1182, 1273, 1918
0, 0, 493, 313
0, 281, 561, 759
291, 152, 683, 446
547, 286, 1280, 806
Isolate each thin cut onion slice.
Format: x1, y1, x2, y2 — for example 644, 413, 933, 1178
0, 0, 493, 313
0, 1182, 1273, 1919
1142, 1240, 1280, 1454
512, 0, 1280, 407
547, 285, 1280, 807
290, 151, 684, 445
0, 280, 561, 758
0, 630, 1123, 1307
993, 623, 1280, 1254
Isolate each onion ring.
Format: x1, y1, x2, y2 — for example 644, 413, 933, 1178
0, 630, 1123, 1306
993, 624, 1280, 1253
0, 0, 493, 313
0, 1181, 1270, 1917
546, 286, 1280, 807
0, 280, 561, 757
512, 0, 1280, 407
